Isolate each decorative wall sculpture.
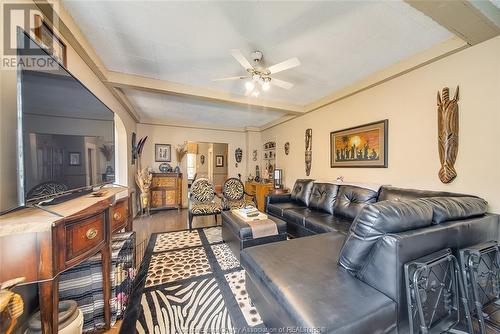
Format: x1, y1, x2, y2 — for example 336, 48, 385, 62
284, 142, 290, 155
437, 86, 459, 184
131, 132, 137, 165
305, 129, 312, 176
252, 150, 258, 161
235, 147, 243, 167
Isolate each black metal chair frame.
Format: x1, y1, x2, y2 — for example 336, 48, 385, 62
459, 241, 500, 334
404, 248, 473, 334
188, 206, 219, 231
188, 179, 221, 231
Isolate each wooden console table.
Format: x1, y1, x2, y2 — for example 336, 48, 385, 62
0, 186, 132, 333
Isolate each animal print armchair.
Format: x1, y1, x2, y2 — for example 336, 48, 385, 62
188, 178, 222, 230
221, 178, 256, 210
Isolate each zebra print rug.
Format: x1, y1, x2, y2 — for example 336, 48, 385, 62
120, 227, 265, 333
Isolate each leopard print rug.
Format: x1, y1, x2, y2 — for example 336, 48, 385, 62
121, 226, 267, 333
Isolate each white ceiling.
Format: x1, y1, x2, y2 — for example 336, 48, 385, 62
123, 88, 287, 129
63, 0, 455, 129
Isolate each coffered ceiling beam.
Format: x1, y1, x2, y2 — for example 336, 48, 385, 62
104, 71, 305, 115
405, 0, 500, 45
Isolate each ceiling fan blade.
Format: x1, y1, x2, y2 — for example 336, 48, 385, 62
267, 57, 300, 74
230, 49, 254, 70
212, 76, 247, 82
271, 78, 294, 90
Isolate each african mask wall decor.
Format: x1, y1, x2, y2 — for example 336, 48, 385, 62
200, 155, 205, 165
235, 148, 243, 163
437, 86, 459, 184
284, 142, 290, 155
305, 129, 312, 176
131, 132, 137, 165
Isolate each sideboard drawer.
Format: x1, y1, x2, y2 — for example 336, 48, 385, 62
111, 200, 128, 232
152, 176, 175, 188
65, 213, 105, 263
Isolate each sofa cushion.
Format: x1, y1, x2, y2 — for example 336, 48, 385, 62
290, 179, 314, 206
282, 207, 311, 226
241, 233, 397, 334
267, 202, 305, 218
378, 186, 470, 202
308, 183, 339, 214
339, 199, 433, 275
304, 214, 352, 234
333, 185, 378, 220
421, 196, 488, 224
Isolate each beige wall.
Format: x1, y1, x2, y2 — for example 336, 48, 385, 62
137, 123, 247, 207
245, 130, 262, 179
196, 142, 210, 178
262, 36, 500, 213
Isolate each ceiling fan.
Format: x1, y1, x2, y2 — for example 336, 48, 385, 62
213, 49, 300, 97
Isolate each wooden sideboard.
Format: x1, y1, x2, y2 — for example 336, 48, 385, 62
150, 173, 182, 210
0, 186, 132, 333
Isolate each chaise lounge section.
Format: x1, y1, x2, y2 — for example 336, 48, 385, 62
243, 180, 499, 333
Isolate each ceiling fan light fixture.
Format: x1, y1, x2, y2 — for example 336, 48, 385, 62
245, 81, 255, 91
262, 79, 271, 91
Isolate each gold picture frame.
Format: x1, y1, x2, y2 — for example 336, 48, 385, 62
330, 120, 388, 168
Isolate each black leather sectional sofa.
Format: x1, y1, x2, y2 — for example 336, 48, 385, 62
241, 179, 500, 333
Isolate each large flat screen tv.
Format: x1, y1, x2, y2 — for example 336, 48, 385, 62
2, 30, 115, 212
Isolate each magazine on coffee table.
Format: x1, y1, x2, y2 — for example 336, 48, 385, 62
232, 207, 268, 222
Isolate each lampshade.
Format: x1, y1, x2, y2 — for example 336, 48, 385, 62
186, 142, 198, 154
274, 169, 283, 189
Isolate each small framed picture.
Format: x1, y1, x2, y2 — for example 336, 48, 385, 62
69, 152, 81, 166
216, 155, 224, 167
155, 144, 171, 162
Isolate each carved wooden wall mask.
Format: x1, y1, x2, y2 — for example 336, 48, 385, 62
305, 129, 312, 176
437, 86, 459, 184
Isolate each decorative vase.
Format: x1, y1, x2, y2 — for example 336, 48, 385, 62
174, 165, 181, 174
140, 191, 150, 216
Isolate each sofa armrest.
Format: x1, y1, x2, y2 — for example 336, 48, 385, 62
355, 213, 499, 333
267, 193, 292, 203
264, 193, 292, 212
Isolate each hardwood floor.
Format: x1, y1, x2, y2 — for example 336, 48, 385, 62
104, 209, 220, 333
133, 209, 220, 251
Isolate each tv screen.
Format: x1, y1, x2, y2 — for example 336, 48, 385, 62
13, 30, 115, 207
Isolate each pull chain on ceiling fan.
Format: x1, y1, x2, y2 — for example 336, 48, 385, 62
213, 49, 300, 97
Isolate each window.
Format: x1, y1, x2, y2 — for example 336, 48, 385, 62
187, 153, 196, 180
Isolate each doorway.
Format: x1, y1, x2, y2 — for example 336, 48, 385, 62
186, 141, 228, 191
